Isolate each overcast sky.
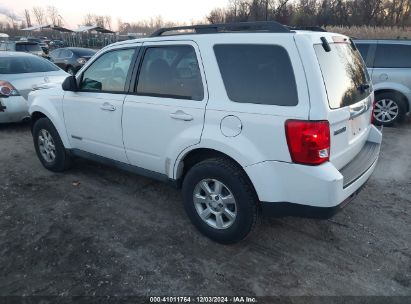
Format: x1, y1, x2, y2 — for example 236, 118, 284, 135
0, 0, 228, 29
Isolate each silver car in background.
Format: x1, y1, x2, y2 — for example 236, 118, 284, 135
355, 39, 411, 126
0, 52, 68, 123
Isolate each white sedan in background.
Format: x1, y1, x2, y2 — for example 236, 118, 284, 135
0, 52, 68, 123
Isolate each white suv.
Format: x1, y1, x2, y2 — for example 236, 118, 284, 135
28, 22, 382, 244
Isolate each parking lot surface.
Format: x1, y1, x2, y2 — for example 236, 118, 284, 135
0, 121, 410, 297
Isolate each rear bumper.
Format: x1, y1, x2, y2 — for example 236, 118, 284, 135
245, 125, 382, 213
261, 183, 367, 219
0, 96, 29, 123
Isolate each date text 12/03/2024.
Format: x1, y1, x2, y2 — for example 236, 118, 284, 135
149, 296, 257, 303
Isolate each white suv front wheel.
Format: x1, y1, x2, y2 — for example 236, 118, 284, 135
182, 158, 258, 244
33, 117, 72, 172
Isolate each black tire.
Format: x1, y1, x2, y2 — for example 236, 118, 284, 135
373, 92, 407, 127
33, 117, 72, 172
182, 158, 259, 244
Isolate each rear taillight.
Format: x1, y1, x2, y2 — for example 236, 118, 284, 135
285, 120, 330, 166
0, 80, 20, 97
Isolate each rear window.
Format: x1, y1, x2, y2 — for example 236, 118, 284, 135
374, 44, 411, 68
0, 56, 60, 74
73, 49, 96, 57
314, 43, 371, 109
15, 43, 42, 52
214, 44, 298, 106
60, 49, 72, 58
50, 49, 61, 59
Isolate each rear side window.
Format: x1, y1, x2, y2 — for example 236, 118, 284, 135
136, 45, 204, 101
374, 44, 411, 68
214, 44, 298, 106
314, 43, 371, 109
356, 43, 370, 61
0, 56, 60, 74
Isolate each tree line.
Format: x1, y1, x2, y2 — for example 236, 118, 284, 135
207, 0, 411, 27
1, 1, 411, 37
0, 6, 66, 35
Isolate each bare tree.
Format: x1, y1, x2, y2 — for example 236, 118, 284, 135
47, 6, 60, 26
104, 16, 112, 30
2, 9, 20, 29
32, 6, 47, 25
207, 8, 226, 23
24, 9, 32, 27
83, 14, 94, 26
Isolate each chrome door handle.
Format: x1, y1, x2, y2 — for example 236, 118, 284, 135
170, 110, 193, 121
100, 102, 116, 111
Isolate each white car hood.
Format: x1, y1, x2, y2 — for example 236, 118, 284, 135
32, 81, 63, 91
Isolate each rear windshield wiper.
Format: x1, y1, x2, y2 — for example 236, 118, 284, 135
357, 83, 370, 93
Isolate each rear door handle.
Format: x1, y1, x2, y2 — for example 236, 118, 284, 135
349, 99, 371, 119
100, 102, 116, 111
170, 110, 193, 121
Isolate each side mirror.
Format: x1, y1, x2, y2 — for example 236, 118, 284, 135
62, 75, 78, 92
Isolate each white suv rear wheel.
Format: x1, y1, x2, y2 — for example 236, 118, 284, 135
182, 157, 258, 244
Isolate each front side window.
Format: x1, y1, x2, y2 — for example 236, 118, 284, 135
374, 44, 411, 68
214, 44, 298, 106
136, 45, 204, 101
80, 48, 135, 92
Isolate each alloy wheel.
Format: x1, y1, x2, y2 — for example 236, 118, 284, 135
38, 129, 56, 163
193, 179, 237, 230
374, 99, 399, 123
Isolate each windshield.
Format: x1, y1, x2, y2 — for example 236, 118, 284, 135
314, 43, 371, 109
15, 43, 42, 52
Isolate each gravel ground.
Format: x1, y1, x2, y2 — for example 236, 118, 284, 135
0, 120, 410, 298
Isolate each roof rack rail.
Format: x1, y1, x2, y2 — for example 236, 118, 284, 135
150, 21, 291, 37
289, 26, 327, 32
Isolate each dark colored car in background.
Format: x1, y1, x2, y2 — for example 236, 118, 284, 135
49, 47, 96, 75
0, 41, 47, 58
49, 40, 65, 49
26, 37, 50, 55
